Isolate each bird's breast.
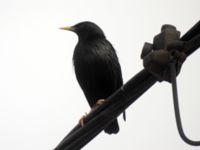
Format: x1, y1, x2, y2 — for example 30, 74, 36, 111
73, 42, 100, 66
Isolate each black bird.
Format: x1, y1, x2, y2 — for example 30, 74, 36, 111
60, 21, 124, 134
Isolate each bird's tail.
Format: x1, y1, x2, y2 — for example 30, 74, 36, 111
104, 119, 119, 134
123, 111, 126, 121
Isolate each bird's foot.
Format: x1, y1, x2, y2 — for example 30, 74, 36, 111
96, 99, 106, 106
79, 112, 88, 126
78, 99, 105, 126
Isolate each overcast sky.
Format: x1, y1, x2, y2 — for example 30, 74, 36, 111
0, 0, 200, 150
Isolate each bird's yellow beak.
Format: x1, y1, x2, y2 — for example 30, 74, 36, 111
59, 26, 72, 31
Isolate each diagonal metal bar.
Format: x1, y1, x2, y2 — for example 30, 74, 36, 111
55, 69, 157, 150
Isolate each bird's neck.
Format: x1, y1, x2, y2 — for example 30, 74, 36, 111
78, 34, 105, 43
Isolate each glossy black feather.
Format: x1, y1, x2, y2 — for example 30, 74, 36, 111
72, 22, 123, 134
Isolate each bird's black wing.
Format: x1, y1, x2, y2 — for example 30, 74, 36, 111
98, 39, 123, 90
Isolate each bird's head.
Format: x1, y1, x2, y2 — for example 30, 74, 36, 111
60, 21, 105, 41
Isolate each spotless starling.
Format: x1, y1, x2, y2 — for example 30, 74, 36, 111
60, 21, 124, 134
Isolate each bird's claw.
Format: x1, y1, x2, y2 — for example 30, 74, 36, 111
79, 99, 105, 126
79, 112, 87, 126
96, 99, 106, 105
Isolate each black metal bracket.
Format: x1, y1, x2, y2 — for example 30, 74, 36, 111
141, 22, 200, 146
141, 24, 187, 82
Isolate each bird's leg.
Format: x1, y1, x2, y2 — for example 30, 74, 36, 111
96, 99, 106, 106
90, 99, 106, 112
79, 112, 88, 126
78, 99, 106, 126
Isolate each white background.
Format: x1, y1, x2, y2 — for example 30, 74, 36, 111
0, 0, 200, 149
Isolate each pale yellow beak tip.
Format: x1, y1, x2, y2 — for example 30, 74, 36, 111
59, 26, 71, 30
